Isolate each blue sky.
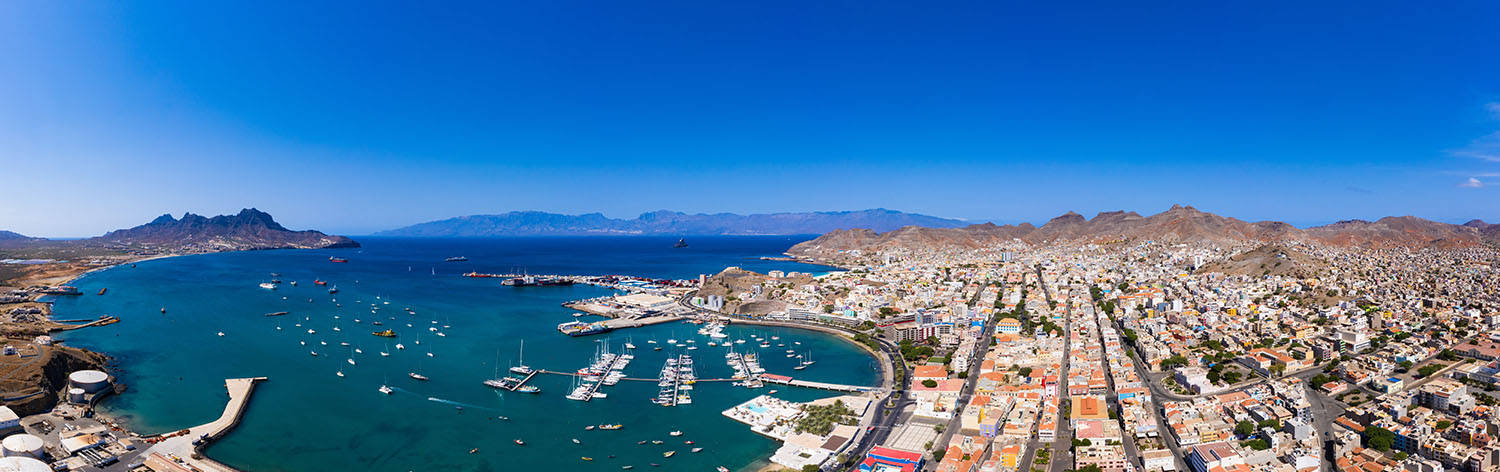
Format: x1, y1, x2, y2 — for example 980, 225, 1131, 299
2, 1, 1498, 237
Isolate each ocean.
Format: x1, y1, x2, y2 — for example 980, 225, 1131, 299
48, 236, 880, 472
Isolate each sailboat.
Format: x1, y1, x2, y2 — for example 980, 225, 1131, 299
378, 385, 393, 395
409, 355, 429, 381
510, 340, 534, 375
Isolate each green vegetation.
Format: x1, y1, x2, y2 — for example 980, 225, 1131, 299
1439, 349, 1460, 361
1257, 419, 1280, 430
932, 448, 946, 462
1394, 452, 1409, 460
898, 340, 935, 361
1018, 367, 1033, 377
1240, 439, 1270, 450
878, 307, 900, 317
1235, 420, 1256, 436
794, 400, 858, 436
1160, 355, 1189, 370
1436, 420, 1452, 430
1366, 425, 1395, 452
922, 379, 937, 388
1417, 363, 1446, 378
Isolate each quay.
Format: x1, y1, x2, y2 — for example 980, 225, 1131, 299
144, 377, 268, 472
759, 374, 872, 393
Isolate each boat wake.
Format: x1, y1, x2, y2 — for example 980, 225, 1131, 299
424, 395, 501, 412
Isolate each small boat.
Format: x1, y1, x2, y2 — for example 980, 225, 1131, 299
380, 351, 389, 357
623, 466, 634, 470
216, 332, 225, 337
637, 441, 647, 445
409, 372, 429, 381
718, 467, 730, 472
98, 288, 107, 295
662, 451, 675, 458
336, 371, 344, 377
265, 311, 288, 317
396, 343, 405, 350
573, 438, 581, 444
651, 440, 663, 445
469, 448, 479, 454
259, 283, 277, 290
315, 279, 328, 286
310, 351, 318, 356
600, 424, 623, 430
668, 431, 683, 437
372, 329, 397, 337
585, 425, 596, 431
515, 439, 525, 446
691, 447, 702, 453
445, 256, 468, 262
581, 457, 593, 462
378, 385, 393, 395
329, 257, 348, 263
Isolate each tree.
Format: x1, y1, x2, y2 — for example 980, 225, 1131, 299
1018, 367, 1034, 377
957, 371, 968, 379
1160, 355, 1190, 370
1257, 419, 1280, 430
921, 379, 938, 388
1417, 363, 1445, 378
1235, 420, 1256, 436
1439, 349, 1459, 361
1394, 452, 1409, 460
932, 448, 946, 461
878, 307, 899, 317
1366, 426, 1395, 452
823, 304, 835, 314
1222, 370, 1243, 384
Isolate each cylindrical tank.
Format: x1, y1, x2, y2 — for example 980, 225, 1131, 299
0, 455, 50, 471
66, 388, 86, 404
68, 370, 109, 393
0, 434, 43, 458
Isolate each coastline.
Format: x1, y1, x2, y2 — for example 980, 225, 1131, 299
31, 242, 847, 472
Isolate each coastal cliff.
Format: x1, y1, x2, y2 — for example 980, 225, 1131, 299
0, 345, 110, 416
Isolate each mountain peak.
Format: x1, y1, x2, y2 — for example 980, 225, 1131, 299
97, 209, 357, 251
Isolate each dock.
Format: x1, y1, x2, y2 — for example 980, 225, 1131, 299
759, 374, 872, 393
144, 377, 268, 472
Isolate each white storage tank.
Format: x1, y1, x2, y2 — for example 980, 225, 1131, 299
66, 388, 86, 404
68, 370, 109, 393
0, 434, 42, 458
0, 455, 50, 471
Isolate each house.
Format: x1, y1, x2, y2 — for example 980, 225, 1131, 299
1187, 442, 1248, 472
860, 446, 925, 472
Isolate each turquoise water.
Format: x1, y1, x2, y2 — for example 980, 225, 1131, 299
49, 237, 878, 472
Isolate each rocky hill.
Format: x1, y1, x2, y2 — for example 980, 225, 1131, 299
92, 208, 359, 251
787, 205, 1497, 259
377, 209, 969, 237
1197, 244, 1328, 278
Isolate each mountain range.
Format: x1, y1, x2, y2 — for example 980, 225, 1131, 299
95, 209, 359, 251
0, 209, 358, 253
787, 205, 1499, 258
375, 209, 969, 237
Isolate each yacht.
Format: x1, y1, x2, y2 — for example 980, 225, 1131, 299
408, 372, 429, 381
510, 340, 534, 375
259, 282, 276, 290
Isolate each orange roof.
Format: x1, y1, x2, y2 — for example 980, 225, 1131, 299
914, 365, 948, 379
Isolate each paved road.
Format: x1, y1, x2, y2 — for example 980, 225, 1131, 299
924, 301, 997, 468
1031, 266, 1074, 472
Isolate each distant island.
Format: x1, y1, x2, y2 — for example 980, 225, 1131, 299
375, 209, 969, 237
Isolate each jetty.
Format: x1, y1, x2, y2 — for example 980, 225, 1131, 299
759, 374, 871, 393
144, 377, 268, 472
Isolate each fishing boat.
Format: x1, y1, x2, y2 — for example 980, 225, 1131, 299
372, 329, 397, 337
329, 257, 348, 263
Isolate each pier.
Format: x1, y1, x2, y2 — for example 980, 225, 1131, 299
759, 374, 872, 393
145, 377, 268, 472
497, 370, 538, 391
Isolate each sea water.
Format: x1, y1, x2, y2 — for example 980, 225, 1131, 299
50, 236, 880, 471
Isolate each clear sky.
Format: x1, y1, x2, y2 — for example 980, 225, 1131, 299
2, 1, 1498, 237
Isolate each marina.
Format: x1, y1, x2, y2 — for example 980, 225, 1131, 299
50, 236, 871, 472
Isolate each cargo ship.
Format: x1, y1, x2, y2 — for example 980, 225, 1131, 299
464, 272, 501, 278
557, 321, 613, 337
503, 275, 575, 287
329, 257, 348, 263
